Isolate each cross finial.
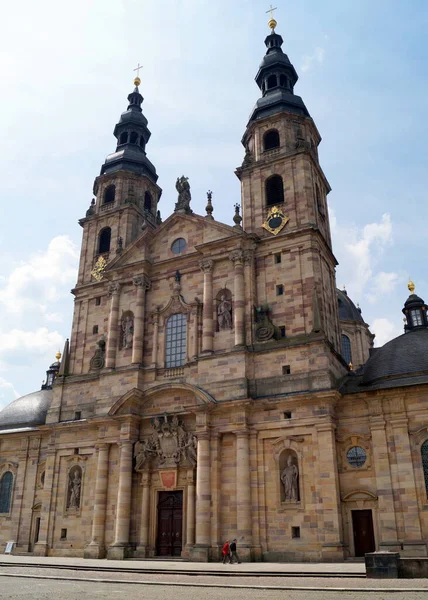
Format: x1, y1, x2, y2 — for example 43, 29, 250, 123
133, 62, 143, 86
266, 4, 278, 30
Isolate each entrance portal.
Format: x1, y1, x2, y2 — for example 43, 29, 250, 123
156, 491, 183, 556
352, 509, 375, 556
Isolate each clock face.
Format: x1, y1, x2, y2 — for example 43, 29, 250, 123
262, 206, 289, 235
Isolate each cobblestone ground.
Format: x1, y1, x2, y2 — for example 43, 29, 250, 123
0, 566, 428, 589
0, 576, 427, 600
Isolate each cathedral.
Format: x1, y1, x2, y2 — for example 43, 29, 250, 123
1, 16, 428, 563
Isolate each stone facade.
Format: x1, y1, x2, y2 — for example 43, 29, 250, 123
1, 24, 428, 563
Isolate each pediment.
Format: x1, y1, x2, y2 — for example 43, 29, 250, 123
105, 212, 247, 272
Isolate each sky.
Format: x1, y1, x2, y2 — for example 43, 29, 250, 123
0, 0, 427, 409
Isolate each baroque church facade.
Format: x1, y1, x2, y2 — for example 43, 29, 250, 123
1, 19, 428, 562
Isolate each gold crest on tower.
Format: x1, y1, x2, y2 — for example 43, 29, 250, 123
262, 205, 289, 235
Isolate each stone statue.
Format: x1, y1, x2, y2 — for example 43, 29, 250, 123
217, 294, 232, 330
121, 314, 134, 349
68, 469, 82, 509
175, 176, 192, 214
281, 455, 299, 501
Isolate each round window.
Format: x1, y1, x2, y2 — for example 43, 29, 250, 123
171, 238, 187, 254
346, 446, 367, 468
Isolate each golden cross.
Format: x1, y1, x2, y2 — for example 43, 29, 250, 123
133, 62, 143, 78
266, 4, 278, 19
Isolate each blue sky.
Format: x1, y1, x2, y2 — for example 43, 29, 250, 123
0, 0, 427, 408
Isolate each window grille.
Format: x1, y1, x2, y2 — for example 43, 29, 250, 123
421, 440, 428, 496
411, 309, 423, 327
341, 334, 352, 365
0, 472, 13, 513
165, 314, 187, 368
346, 446, 367, 468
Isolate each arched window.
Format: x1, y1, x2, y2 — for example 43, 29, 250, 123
130, 131, 138, 144
139, 137, 145, 149
341, 334, 352, 365
265, 175, 284, 206
144, 191, 152, 212
165, 314, 187, 368
267, 74, 277, 89
0, 471, 13, 513
98, 227, 111, 254
422, 440, 428, 496
103, 185, 115, 205
316, 184, 325, 216
264, 129, 280, 151
119, 132, 128, 145
280, 74, 287, 87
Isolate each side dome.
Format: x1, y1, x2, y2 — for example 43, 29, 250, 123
337, 289, 365, 323
362, 329, 428, 385
0, 389, 52, 430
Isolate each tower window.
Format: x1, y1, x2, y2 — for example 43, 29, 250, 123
411, 309, 423, 327
92, 325, 98, 334
98, 227, 111, 254
95, 297, 101, 306
264, 129, 280, 151
282, 365, 291, 375
316, 184, 325, 217
276, 284, 284, 296
103, 185, 115, 205
139, 137, 145, 149
274, 253, 282, 264
341, 334, 352, 365
144, 191, 152, 212
0, 471, 13, 513
421, 440, 428, 496
280, 74, 287, 87
267, 74, 277, 89
119, 132, 128, 145
130, 131, 138, 144
165, 313, 187, 368
266, 175, 285, 207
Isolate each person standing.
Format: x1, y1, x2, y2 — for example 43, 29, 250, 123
221, 540, 230, 564
229, 539, 241, 564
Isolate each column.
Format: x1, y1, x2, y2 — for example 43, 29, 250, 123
34, 451, 56, 556
85, 444, 110, 558
186, 469, 196, 549
151, 311, 159, 367
132, 276, 150, 365
191, 432, 211, 561
105, 282, 121, 369
136, 470, 151, 557
316, 422, 344, 561
108, 440, 133, 559
230, 250, 245, 347
210, 432, 220, 558
200, 260, 214, 354
236, 430, 252, 560
390, 416, 426, 555
250, 431, 262, 561
191, 304, 199, 360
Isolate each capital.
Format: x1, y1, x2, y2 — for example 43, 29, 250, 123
108, 282, 121, 297
133, 275, 151, 290
243, 249, 255, 264
199, 259, 213, 273
229, 249, 244, 264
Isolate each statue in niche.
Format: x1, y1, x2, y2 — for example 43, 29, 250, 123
67, 467, 82, 509
217, 292, 232, 330
281, 454, 300, 502
175, 176, 192, 214
121, 313, 134, 349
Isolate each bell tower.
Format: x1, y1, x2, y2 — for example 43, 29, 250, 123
76, 75, 162, 285
236, 15, 342, 358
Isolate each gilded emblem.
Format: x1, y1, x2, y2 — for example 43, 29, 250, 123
91, 255, 107, 281
262, 205, 289, 235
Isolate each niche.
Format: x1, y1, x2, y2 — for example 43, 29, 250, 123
66, 465, 82, 511
121, 310, 134, 350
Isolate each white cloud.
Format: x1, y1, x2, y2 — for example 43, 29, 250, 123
371, 318, 403, 347
331, 209, 395, 301
0, 235, 78, 317
0, 328, 64, 369
301, 47, 325, 72
0, 377, 20, 411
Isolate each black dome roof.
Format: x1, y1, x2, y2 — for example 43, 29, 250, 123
0, 389, 52, 431
362, 328, 428, 385
337, 289, 364, 323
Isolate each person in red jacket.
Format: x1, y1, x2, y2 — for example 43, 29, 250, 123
221, 540, 230, 564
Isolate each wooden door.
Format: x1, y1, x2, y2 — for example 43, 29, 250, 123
156, 491, 183, 556
352, 509, 375, 556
